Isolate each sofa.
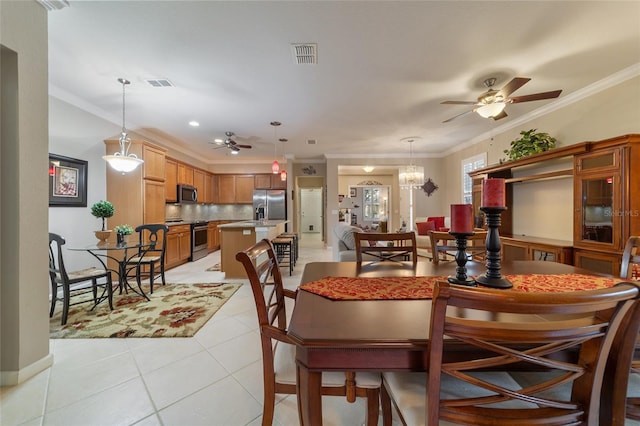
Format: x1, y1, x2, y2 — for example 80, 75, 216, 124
333, 223, 381, 261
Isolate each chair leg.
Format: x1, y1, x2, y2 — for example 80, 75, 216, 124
381, 381, 393, 426
149, 263, 155, 294
365, 387, 380, 426
50, 282, 58, 318
160, 262, 166, 287
106, 275, 114, 310
61, 283, 71, 326
261, 389, 276, 426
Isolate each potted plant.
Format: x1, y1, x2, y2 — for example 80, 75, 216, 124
114, 224, 134, 244
91, 200, 115, 241
502, 129, 557, 163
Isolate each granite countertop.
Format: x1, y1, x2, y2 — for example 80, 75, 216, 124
165, 219, 242, 226
217, 220, 289, 229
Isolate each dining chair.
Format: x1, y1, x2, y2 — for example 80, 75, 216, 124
124, 224, 168, 294
428, 229, 487, 264
48, 232, 113, 325
236, 239, 382, 426
380, 279, 640, 426
605, 235, 640, 423
354, 231, 418, 266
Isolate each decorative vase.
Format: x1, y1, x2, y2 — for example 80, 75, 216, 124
94, 230, 112, 242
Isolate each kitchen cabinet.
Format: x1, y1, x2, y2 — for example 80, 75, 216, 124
193, 169, 206, 203
142, 144, 166, 181
165, 224, 191, 269
217, 174, 254, 204
203, 173, 215, 204
177, 163, 194, 186
254, 173, 287, 190
165, 158, 178, 202
207, 221, 220, 252
143, 180, 165, 224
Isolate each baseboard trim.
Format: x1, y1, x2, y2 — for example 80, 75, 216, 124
0, 353, 53, 386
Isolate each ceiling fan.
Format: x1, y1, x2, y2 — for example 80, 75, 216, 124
441, 77, 562, 123
211, 131, 252, 154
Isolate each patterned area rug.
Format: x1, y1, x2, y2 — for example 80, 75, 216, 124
206, 263, 221, 271
50, 283, 241, 338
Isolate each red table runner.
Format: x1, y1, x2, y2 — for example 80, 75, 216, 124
299, 274, 624, 300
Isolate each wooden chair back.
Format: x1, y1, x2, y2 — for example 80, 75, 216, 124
354, 232, 417, 266
429, 229, 487, 264
427, 280, 640, 425
621, 236, 640, 280
236, 239, 382, 426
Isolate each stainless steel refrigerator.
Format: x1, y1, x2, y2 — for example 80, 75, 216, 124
253, 190, 286, 221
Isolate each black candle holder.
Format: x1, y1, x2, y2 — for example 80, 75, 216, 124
475, 206, 513, 289
447, 231, 476, 286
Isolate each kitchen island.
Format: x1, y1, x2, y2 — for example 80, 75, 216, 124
219, 220, 288, 278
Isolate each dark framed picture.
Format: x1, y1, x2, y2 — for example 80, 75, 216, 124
49, 154, 88, 207
349, 187, 357, 198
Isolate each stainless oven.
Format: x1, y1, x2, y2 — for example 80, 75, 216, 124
191, 221, 208, 261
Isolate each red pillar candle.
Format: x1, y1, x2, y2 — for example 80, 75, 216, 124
482, 178, 506, 207
450, 204, 473, 233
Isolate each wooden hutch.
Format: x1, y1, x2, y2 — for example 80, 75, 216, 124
469, 134, 640, 275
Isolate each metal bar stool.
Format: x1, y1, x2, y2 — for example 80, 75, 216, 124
271, 236, 294, 276
278, 232, 298, 265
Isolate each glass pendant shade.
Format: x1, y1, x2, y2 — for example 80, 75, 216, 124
272, 160, 280, 174
280, 169, 287, 181
476, 102, 506, 118
103, 78, 143, 173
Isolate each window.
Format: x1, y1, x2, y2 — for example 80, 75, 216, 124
363, 187, 382, 220
462, 153, 486, 204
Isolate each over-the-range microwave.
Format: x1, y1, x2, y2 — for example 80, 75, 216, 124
177, 184, 197, 204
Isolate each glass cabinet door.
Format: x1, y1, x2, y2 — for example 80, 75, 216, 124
581, 177, 614, 244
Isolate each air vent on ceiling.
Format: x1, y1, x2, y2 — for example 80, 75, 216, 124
307, 139, 317, 145
144, 79, 174, 88
36, 0, 69, 11
291, 44, 317, 65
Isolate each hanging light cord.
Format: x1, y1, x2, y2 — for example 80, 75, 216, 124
117, 78, 136, 158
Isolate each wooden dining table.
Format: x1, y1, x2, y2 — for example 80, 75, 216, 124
287, 260, 631, 425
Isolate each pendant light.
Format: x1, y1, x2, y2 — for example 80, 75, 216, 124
270, 121, 281, 174
103, 78, 144, 173
399, 137, 424, 189
279, 138, 288, 181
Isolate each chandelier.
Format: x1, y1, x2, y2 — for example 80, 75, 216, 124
399, 137, 424, 189
103, 78, 144, 173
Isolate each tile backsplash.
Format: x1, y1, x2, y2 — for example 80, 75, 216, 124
165, 204, 253, 222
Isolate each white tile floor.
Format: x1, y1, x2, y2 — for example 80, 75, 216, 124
1, 235, 396, 426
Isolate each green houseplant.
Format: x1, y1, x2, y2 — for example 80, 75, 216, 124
502, 129, 557, 162
114, 224, 134, 235
91, 200, 115, 242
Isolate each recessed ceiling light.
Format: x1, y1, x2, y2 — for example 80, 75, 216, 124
188, 121, 199, 127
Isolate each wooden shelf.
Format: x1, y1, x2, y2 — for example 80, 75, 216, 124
505, 169, 573, 184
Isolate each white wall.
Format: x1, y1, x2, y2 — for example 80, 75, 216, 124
48, 97, 120, 271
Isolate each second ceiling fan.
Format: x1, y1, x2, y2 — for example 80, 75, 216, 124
441, 77, 562, 123
211, 131, 252, 154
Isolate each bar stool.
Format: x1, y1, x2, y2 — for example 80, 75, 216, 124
271, 236, 294, 276
279, 232, 299, 265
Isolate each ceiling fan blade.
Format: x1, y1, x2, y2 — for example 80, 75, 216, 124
496, 77, 531, 99
441, 100, 478, 105
491, 110, 508, 120
442, 110, 474, 123
509, 90, 562, 104
237, 144, 252, 149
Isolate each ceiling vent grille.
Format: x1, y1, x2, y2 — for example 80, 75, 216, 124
145, 79, 174, 88
307, 139, 317, 145
291, 44, 317, 65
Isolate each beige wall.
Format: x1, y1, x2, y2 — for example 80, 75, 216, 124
1, 0, 52, 385
441, 75, 640, 240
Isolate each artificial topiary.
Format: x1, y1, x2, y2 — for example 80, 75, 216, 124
90, 200, 115, 231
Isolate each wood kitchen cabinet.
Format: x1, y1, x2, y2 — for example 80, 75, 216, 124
143, 180, 165, 224
217, 174, 254, 204
165, 224, 191, 269
254, 173, 286, 190
177, 163, 194, 185
207, 221, 220, 252
193, 169, 206, 203
165, 158, 178, 202
501, 236, 573, 265
142, 144, 166, 181
203, 173, 215, 204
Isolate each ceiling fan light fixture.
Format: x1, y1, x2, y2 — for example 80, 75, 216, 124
103, 78, 144, 174
476, 102, 506, 118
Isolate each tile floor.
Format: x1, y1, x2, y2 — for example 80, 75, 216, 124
1, 234, 398, 426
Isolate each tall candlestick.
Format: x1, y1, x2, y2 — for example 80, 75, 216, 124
482, 178, 506, 207
450, 204, 473, 233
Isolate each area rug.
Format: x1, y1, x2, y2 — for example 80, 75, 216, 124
50, 283, 241, 339
206, 263, 221, 271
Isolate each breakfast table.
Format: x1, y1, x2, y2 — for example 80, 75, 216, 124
287, 260, 632, 425
69, 239, 154, 300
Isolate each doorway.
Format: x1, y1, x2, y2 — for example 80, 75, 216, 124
299, 188, 324, 244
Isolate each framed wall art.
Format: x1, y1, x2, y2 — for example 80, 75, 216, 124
49, 154, 88, 207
